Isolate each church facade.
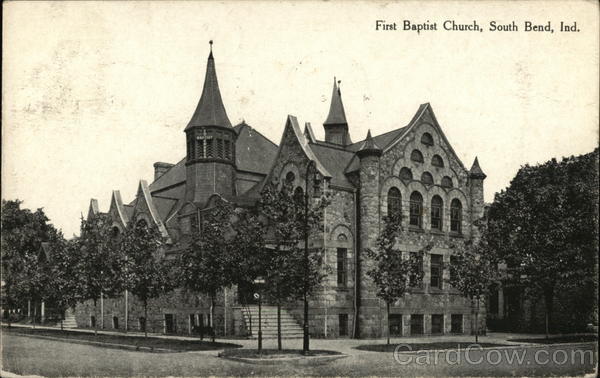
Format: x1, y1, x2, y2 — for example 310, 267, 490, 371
75, 44, 487, 339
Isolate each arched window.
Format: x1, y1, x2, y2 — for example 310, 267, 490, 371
410, 150, 424, 163
293, 187, 304, 203
399, 167, 413, 181
421, 133, 434, 146
450, 199, 462, 233
441, 176, 453, 188
111, 226, 121, 239
136, 219, 148, 228
387, 187, 402, 219
432, 155, 444, 168
409, 191, 423, 228
421, 172, 434, 185
431, 196, 443, 231
285, 171, 295, 184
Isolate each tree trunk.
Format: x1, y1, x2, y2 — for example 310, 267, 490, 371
386, 301, 391, 345
210, 294, 215, 342
277, 302, 282, 351
544, 286, 554, 339
144, 299, 148, 339
33, 302, 36, 329
94, 298, 98, 337
475, 297, 480, 344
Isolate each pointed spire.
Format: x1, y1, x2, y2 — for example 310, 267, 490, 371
185, 41, 232, 131
324, 77, 348, 126
469, 156, 487, 179
357, 129, 382, 158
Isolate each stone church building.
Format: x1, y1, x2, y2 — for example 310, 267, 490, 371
75, 44, 487, 339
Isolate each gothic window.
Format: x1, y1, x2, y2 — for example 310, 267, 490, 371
206, 138, 213, 158
441, 176, 453, 188
431, 195, 443, 230
409, 191, 423, 228
411, 149, 424, 163
430, 254, 443, 289
400, 167, 413, 181
387, 187, 402, 219
421, 172, 434, 185
421, 133, 434, 146
337, 248, 347, 287
450, 199, 463, 233
111, 226, 120, 239
217, 139, 224, 159
432, 155, 444, 167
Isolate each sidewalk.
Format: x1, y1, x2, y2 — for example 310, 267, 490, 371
3, 322, 541, 355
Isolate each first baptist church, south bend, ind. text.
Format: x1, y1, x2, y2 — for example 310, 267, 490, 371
75, 42, 488, 339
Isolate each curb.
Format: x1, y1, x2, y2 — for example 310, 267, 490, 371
9, 332, 176, 353
218, 353, 348, 365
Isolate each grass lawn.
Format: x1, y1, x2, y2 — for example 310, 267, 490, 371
511, 334, 598, 344
355, 342, 507, 352
3, 326, 241, 352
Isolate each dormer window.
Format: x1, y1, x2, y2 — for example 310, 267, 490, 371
411, 150, 424, 163
421, 133, 434, 146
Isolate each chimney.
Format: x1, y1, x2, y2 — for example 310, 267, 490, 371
153, 162, 174, 181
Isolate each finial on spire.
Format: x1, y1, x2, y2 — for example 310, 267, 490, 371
209, 40, 213, 50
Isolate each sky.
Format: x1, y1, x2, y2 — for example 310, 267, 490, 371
3, 1, 598, 238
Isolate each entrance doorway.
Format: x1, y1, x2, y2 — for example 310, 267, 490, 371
165, 314, 175, 334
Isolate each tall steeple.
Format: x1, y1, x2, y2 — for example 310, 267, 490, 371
323, 78, 351, 146
184, 41, 237, 207
185, 40, 232, 131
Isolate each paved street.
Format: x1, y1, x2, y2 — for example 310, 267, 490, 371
2, 330, 597, 377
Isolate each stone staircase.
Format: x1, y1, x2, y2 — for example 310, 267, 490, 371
242, 306, 303, 339
59, 311, 77, 328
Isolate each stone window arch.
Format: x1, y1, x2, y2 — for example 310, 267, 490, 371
409, 191, 423, 228
421, 172, 434, 185
410, 149, 424, 163
441, 176, 453, 188
400, 167, 413, 182
387, 187, 402, 219
136, 218, 148, 228
450, 199, 463, 233
421, 132, 434, 146
430, 195, 443, 231
432, 154, 444, 168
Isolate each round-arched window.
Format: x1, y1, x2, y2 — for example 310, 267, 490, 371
399, 167, 413, 181
421, 133, 434, 146
111, 226, 121, 238
387, 187, 402, 219
431, 196, 443, 231
441, 176, 453, 188
293, 186, 304, 203
450, 199, 463, 233
285, 171, 295, 184
421, 172, 434, 185
432, 155, 444, 168
410, 150, 424, 163
409, 191, 423, 228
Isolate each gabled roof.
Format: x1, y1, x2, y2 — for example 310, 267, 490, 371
149, 158, 186, 194
304, 122, 316, 143
135, 180, 170, 239
324, 78, 348, 126
110, 190, 129, 226
87, 199, 100, 220
233, 122, 278, 174
309, 143, 355, 189
185, 43, 232, 131
347, 127, 408, 152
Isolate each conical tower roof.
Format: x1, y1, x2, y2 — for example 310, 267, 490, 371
356, 129, 382, 158
469, 156, 487, 179
185, 41, 232, 131
324, 78, 348, 126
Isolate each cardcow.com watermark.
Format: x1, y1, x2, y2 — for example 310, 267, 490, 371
393, 344, 595, 366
